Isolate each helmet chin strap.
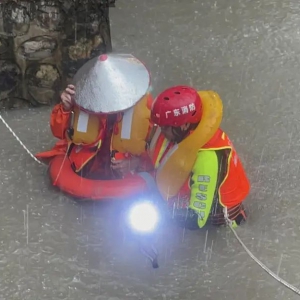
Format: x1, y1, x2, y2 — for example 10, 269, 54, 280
171, 123, 198, 143
170, 127, 187, 143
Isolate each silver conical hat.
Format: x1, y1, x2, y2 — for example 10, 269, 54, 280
73, 53, 151, 113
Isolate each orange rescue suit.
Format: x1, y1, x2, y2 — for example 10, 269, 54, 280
36, 94, 154, 178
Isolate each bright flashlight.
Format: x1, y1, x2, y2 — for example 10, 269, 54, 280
127, 201, 160, 233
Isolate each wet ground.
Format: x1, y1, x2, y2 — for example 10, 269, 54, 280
1, 0, 300, 299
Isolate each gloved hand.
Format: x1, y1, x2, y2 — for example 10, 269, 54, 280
172, 207, 199, 230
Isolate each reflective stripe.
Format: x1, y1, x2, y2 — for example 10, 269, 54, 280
158, 143, 178, 170
121, 106, 134, 139
149, 127, 161, 152
68, 106, 104, 145
150, 129, 173, 168
155, 139, 170, 168
151, 133, 178, 171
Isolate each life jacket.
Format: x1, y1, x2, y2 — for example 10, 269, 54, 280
67, 94, 153, 172
148, 90, 223, 199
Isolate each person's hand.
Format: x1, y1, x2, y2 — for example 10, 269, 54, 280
61, 84, 75, 111
172, 208, 199, 230
111, 155, 141, 177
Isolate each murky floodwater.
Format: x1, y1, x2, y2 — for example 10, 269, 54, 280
1, 0, 300, 299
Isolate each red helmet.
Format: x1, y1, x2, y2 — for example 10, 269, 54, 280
151, 86, 202, 126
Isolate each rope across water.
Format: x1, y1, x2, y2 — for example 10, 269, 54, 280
1, 112, 299, 296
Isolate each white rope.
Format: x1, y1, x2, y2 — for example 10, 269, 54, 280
0, 112, 67, 184
224, 208, 300, 296
0, 114, 43, 165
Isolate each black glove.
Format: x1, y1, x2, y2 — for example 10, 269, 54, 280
172, 208, 199, 230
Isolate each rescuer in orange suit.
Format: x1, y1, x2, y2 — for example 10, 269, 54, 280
147, 85, 250, 229
36, 53, 154, 180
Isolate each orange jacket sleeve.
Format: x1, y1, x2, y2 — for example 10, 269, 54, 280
50, 103, 71, 140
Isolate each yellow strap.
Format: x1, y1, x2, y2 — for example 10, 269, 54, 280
69, 140, 102, 172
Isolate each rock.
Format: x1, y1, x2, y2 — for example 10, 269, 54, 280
0, 0, 115, 110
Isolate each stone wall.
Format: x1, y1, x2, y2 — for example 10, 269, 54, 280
0, 0, 115, 109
